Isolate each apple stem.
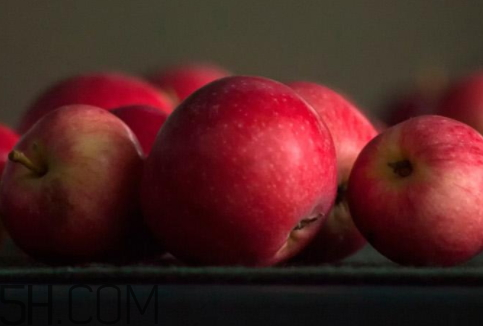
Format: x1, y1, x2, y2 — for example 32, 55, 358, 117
8, 150, 47, 176
388, 160, 413, 178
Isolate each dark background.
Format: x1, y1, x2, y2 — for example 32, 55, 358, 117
1, 1, 483, 127
2, 4, 483, 323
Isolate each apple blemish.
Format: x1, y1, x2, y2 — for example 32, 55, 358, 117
293, 214, 321, 231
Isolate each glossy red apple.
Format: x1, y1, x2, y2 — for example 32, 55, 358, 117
141, 76, 338, 266
288, 81, 377, 263
147, 63, 230, 103
348, 115, 483, 266
436, 71, 483, 133
18, 72, 174, 134
111, 105, 168, 155
0, 124, 19, 177
0, 105, 144, 264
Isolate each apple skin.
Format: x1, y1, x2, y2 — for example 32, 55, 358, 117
288, 81, 377, 263
111, 105, 168, 155
141, 76, 338, 266
0, 124, 19, 249
0, 105, 145, 264
436, 72, 483, 133
18, 72, 174, 134
347, 115, 483, 267
146, 63, 230, 103
0, 124, 19, 177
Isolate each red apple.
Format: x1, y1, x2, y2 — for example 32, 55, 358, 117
147, 63, 230, 103
347, 115, 483, 266
288, 81, 377, 263
0, 124, 19, 249
0, 124, 19, 177
141, 76, 338, 266
111, 105, 168, 155
18, 72, 174, 134
0, 105, 144, 264
436, 71, 483, 133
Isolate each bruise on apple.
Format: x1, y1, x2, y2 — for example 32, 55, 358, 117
293, 213, 323, 231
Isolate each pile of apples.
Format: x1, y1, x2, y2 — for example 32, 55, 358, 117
2, 63, 483, 268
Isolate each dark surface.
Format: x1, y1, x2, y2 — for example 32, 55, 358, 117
1, 246, 483, 325
1, 284, 482, 325
3, 262, 483, 286
2, 246, 483, 286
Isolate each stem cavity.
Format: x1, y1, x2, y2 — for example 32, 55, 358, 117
388, 159, 413, 178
